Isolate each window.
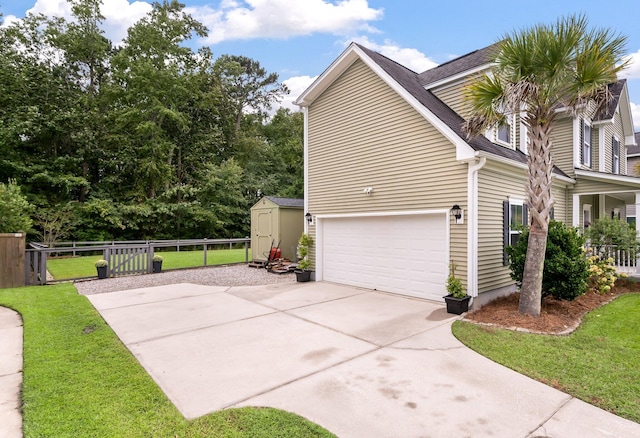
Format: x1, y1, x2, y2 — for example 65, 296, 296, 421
496, 116, 512, 146
583, 204, 592, 228
582, 121, 591, 167
612, 136, 620, 174
503, 199, 528, 265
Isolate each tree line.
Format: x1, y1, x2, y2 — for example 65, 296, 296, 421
0, 0, 303, 242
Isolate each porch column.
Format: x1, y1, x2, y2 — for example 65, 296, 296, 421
599, 194, 606, 220
636, 192, 640, 275
572, 194, 580, 227
635, 192, 640, 238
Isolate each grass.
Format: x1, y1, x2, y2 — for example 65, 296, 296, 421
47, 248, 249, 280
0, 284, 336, 438
452, 293, 640, 423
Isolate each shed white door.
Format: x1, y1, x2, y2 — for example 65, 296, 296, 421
321, 213, 448, 301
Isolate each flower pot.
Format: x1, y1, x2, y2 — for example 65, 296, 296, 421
152, 260, 163, 273
444, 294, 471, 315
295, 270, 311, 282
96, 266, 108, 279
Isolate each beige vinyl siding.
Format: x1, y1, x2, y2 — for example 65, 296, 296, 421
307, 59, 468, 285
476, 162, 571, 294
549, 116, 575, 177
477, 164, 527, 293
431, 78, 472, 119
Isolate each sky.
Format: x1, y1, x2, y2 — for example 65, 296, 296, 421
2, 0, 640, 129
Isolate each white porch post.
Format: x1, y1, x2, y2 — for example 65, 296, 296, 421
599, 194, 606, 220
636, 192, 640, 274
572, 194, 581, 227
635, 192, 640, 238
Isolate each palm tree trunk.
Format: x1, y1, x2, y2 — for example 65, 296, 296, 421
519, 118, 555, 317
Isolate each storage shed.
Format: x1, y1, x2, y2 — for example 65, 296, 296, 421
250, 196, 304, 262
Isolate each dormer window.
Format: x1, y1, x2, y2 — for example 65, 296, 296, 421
496, 115, 513, 147
582, 121, 592, 168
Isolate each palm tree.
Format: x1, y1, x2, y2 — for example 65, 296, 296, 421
463, 15, 628, 317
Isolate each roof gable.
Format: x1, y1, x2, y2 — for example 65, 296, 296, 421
295, 42, 570, 177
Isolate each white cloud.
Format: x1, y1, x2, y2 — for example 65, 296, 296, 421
279, 75, 318, 112
350, 36, 438, 73
6, 0, 152, 43
630, 102, 640, 132
621, 49, 640, 80
189, 0, 383, 44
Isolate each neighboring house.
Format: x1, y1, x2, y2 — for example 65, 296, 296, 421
295, 43, 640, 308
625, 133, 640, 224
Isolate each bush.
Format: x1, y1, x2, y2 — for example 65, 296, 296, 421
506, 220, 589, 301
585, 217, 638, 251
446, 262, 466, 298
0, 180, 33, 233
587, 253, 624, 294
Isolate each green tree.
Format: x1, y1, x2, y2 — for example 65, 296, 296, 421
0, 180, 34, 233
214, 55, 288, 152
464, 15, 627, 316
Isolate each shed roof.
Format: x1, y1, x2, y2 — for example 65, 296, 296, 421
264, 196, 304, 208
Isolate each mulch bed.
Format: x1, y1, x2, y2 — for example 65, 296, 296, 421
463, 278, 640, 334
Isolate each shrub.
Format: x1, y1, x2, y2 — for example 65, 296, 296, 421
585, 217, 638, 253
587, 252, 623, 294
446, 262, 465, 298
95, 260, 108, 268
152, 255, 164, 262
507, 220, 589, 301
297, 233, 314, 271
0, 180, 33, 233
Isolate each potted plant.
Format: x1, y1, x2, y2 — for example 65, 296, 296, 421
95, 259, 108, 279
443, 262, 470, 314
152, 255, 163, 273
295, 233, 314, 282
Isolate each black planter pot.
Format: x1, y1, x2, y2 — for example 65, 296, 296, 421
444, 294, 471, 315
152, 260, 163, 273
295, 270, 311, 282
96, 266, 108, 279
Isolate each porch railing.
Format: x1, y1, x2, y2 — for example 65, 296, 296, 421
584, 244, 638, 275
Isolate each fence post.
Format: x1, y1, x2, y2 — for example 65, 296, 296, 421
245, 239, 249, 263
0, 233, 26, 288
203, 238, 207, 267
73, 241, 76, 257
148, 243, 154, 273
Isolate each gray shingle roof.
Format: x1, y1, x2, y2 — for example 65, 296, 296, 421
418, 42, 501, 86
594, 79, 626, 121
355, 43, 569, 178
264, 196, 304, 208
628, 132, 640, 156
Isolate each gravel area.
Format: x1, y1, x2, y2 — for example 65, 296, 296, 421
75, 264, 296, 295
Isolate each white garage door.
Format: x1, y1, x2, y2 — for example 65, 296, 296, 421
321, 213, 448, 302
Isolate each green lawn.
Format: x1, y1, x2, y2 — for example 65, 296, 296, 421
452, 293, 640, 423
47, 248, 249, 280
0, 284, 335, 438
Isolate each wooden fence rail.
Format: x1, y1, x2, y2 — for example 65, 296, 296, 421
23, 238, 251, 285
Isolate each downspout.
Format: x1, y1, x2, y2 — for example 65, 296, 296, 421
467, 156, 487, 301
302, 106, 309, 234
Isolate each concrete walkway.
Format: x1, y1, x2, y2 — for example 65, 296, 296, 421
86, 282, 640, 438
3, 281, 639, 437
0, 307, 22, 438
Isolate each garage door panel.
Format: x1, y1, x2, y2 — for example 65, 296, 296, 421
321, 214, 447, 301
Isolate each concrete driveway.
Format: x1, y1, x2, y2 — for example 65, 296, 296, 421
87, 281, 640, 438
